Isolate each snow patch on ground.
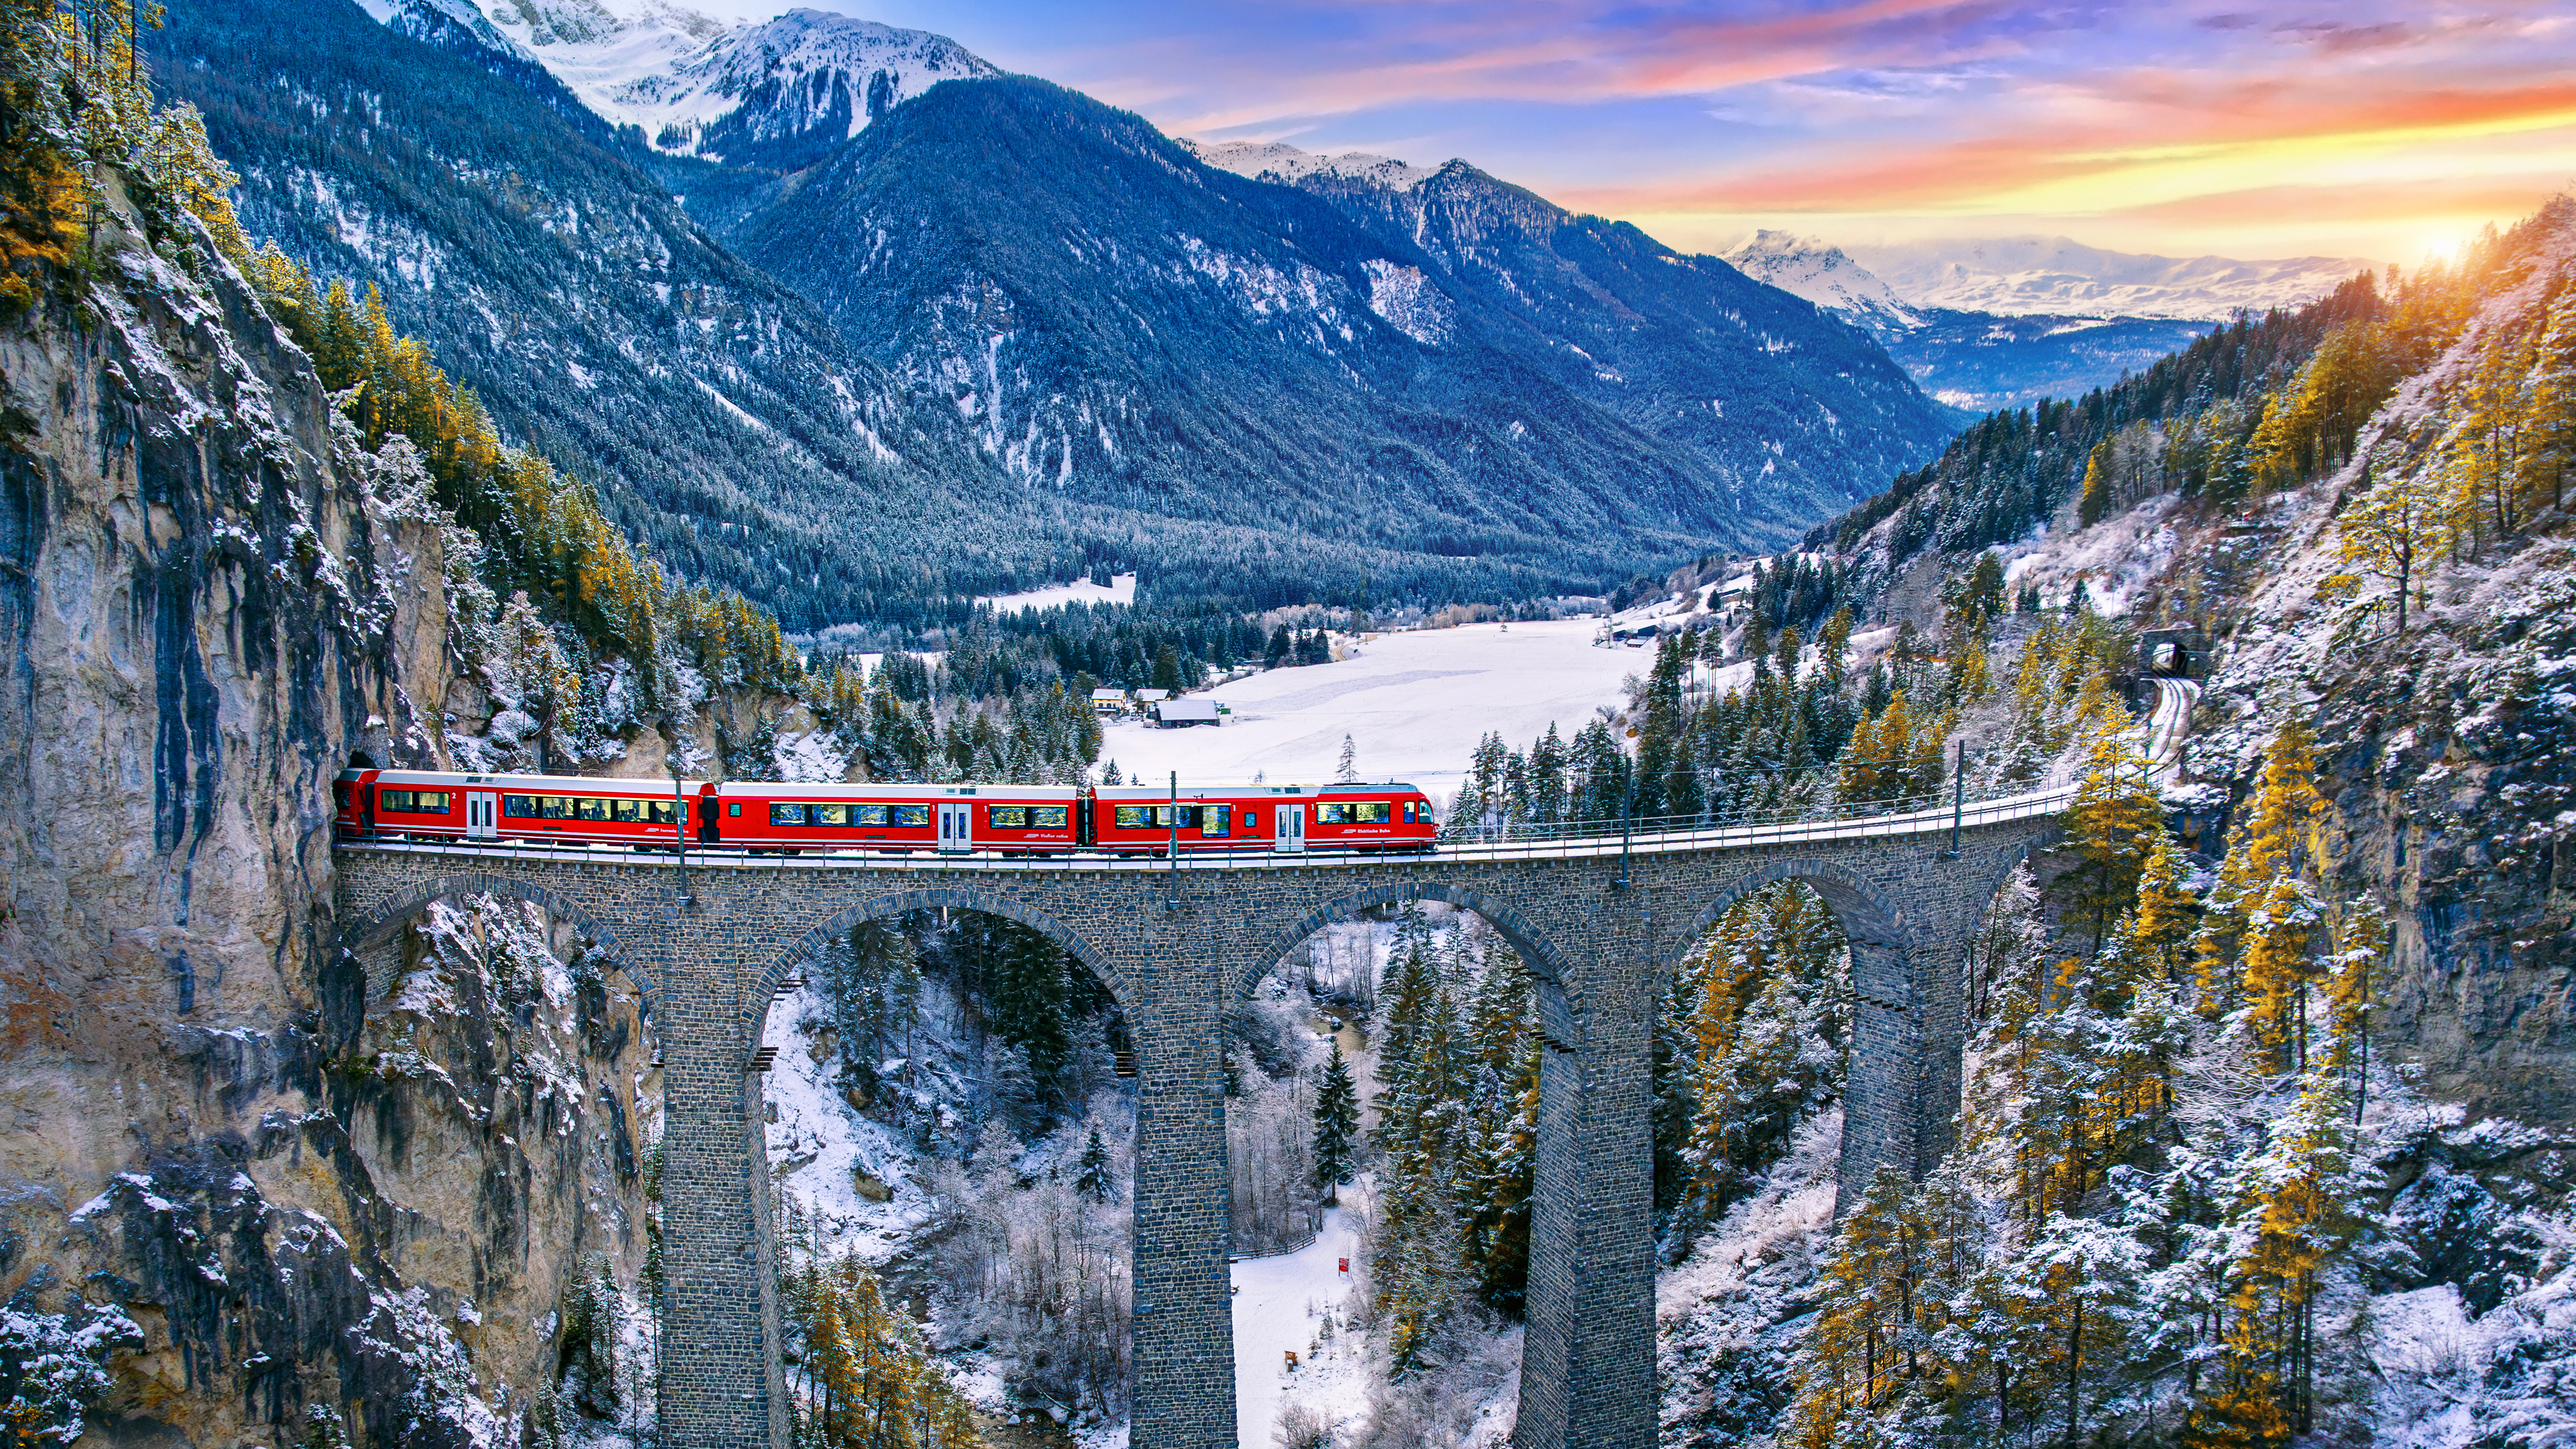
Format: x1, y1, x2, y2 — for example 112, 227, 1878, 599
976, 572, 1138, 613
1993, 492, 2183, 616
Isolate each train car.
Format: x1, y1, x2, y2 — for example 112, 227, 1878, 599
336, 768, 699, 847
1305, 783, 1438, 852
335, 769, 1434, 856
1087, 782, 1436, 855
707, 782, 1082, 854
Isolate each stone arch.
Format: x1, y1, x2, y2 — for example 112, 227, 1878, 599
331, 871, 658, 1012
1667, 856, 1937, 1209
1679, 856, 1914, 957
743, 886, 1129, 1076
1248, 880, 1582, 1049
1971, 831, 2058, 926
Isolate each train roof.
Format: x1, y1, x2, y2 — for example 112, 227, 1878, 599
351, 768, 711, 792
1091, 781, 1423, 798
712, 781, 1081, 799
340, 768, 1419, 797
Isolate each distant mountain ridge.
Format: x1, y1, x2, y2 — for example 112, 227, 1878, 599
1719, 229, 1921, 336
488, 3, 999, 171
719, 78, 1961, 581
1845, 235, 2381, 321
1726, 229, 2234, 411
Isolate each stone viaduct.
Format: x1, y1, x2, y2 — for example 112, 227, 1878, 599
324, 658, 2196, 1449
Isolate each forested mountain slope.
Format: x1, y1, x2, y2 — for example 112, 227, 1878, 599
1180, 139, 1961, 532
715, 77, 1959, 601
1632, 200, 2576, 1449
146, 0, 1078, 631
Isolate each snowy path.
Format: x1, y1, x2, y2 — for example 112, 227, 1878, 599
1232, 1194, 1370, 1446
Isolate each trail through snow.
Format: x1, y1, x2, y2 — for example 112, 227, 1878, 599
1232, 1188, 1372, 1447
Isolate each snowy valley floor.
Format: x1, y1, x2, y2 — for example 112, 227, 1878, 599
1098, 618, 1645, 797
1232, 1193, 1369, 1445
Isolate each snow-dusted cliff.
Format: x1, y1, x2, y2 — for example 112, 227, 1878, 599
0, 185, 662, 1447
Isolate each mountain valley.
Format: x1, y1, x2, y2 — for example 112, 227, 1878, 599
4, 6, 2572, 1449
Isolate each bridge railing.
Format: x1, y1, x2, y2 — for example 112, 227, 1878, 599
333, 683, 2195, 874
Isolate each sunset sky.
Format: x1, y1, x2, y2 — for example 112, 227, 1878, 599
732, 0, 2576, 268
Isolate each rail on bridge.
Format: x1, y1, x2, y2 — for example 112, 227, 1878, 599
326, 681, 2194, 1449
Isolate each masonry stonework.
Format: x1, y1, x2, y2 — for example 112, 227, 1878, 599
331, 821, 2049, 1449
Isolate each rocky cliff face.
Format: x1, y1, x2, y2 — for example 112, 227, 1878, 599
0, 187, 656, 1447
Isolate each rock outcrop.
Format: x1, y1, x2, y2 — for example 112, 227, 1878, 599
0, 189, 656, 1447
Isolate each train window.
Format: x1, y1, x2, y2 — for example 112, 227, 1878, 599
988, 806, 1028, 829
647, 800, 677, 825
728, 802, 740, 817
890, 805, 930, 828
1114, 806, 1152, 830
609, 799, 641, 822
539, 797, 574, 819
1244, 808, 1260, 831
814, 803, 852, 827
1317, 802, 1353, 824
1029, 805, 1068, 829
503, 795, 536, 818
1354, 801, 1392, 823
1202, 805, 1230, 838
856, 804, 891, 827
770, 803, 808, 827
577, 798, 607, 821
333, 784, 350, 809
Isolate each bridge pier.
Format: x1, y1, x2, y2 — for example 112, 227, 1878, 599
1514, 927, 1657, 1449
1124, 921, 1239, 1449
653, 904, 792, 1449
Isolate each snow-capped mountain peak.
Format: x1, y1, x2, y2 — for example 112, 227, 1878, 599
409, 2, 997, 165
1718, 229, 1920, 336
1182, 138, 1434, 194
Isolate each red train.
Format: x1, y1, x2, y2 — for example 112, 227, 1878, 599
333, 769, 1439, 856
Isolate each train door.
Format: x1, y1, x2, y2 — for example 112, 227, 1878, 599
938, 801, 972, 853
466, 790, 498, 840
1273, 801, 1305, 853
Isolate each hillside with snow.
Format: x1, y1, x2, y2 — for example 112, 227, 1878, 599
1184, 138, 1433, 193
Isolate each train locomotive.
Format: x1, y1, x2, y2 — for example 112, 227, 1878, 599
334, 769, 1439, 856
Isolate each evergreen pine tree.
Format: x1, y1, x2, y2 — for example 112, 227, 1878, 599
1312, 1042, 1359, 1195
1076, 1125, 1115, 1201
2061, 727, 2166, 958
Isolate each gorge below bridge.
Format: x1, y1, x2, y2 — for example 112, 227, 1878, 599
328, 682, 2195, 1449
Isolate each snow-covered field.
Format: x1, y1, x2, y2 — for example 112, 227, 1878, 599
978, 572, 1139, 613
1100, 619, 1642, 797
1232, 1191, 1371, 1446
